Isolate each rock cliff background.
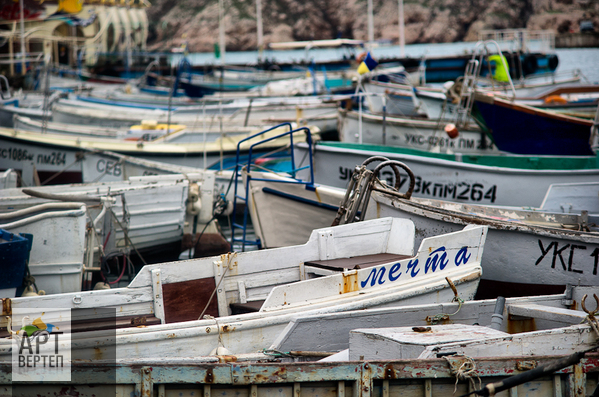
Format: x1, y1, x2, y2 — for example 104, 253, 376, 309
145, 0, 599, 52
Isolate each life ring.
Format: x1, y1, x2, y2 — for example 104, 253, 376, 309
544, 95, 568, 105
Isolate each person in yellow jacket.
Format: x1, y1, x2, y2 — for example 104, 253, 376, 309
488, 54, 510, 82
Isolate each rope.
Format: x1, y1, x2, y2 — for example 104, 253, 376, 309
40, 156, 83, 186
108, 206, 148, 267
427, 297, 464, 325
427, 277, 465, 324
444, 354, 481, 394
198, 254, 233, 320
261, 349, 293, 358
585, 315, 599, 338
581, 293, 599, 339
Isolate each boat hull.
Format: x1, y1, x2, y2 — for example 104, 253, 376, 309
474, 95, 594, 156
294, 142, 599, 207
246, 173, 599, 297
366, 191, 599, 297
338, 110, 496, 154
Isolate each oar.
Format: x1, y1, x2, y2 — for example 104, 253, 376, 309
459, 346, 599, 397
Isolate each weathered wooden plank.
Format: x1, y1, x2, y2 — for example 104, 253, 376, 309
508, 304, 588, 325
162, 278, 218, 323
151, 269, 166, 324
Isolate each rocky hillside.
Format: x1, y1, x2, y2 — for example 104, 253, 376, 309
145, 0, 599, 53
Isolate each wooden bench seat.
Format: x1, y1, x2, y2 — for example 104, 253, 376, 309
230, 300, 266, 315
304, 253, 412, 272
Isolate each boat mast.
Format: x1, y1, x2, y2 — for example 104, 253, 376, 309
19, 0, 25, 75
398, 0, 405, 57
218, 0, 226, 65
256, 0, 263, 61
367, 0, 374, 50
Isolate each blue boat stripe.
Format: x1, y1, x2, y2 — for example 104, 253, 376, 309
261, 187, 339, 212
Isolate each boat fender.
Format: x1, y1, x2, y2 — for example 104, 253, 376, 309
447, 78, 463, 104
21, 285, 45, 297
93, 282, 111, 290
543, 95, 567, 104
210, 345, 233, 356
187, 183, 202, 215
141, 119, 158, 130
444, 123, 459, 139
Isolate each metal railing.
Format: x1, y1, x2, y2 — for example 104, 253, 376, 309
230, 123, 316, 251
478, 29, 555, 53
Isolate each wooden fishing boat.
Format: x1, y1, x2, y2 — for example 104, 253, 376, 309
417, 82, 599, 121
1, 288, 597, 396
1, 351, 596, 396
14, 114, 253, 142
362, 80, 434, 117
0, 124, 306, 185
269, 285, 596, 355
337, 109, 494, 154
0, 202, 87, 296
0, 173, 218, 294
0, 229, 32, 298
473, 91, 596, 156
361, 181, 599, 297
0, 217, 488, 358
51, 96, 338, 129
244, 157, 599, 297
293, 141, 599, 207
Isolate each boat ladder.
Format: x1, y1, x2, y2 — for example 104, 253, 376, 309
230, 123, 316, 252
454, 40, 517, 129
332, 157, 415, 226
454, 59, 480, 128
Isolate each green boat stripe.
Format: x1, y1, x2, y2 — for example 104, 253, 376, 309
318, 142, 599, 171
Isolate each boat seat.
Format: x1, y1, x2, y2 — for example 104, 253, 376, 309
304, 253, 412, 272
70, 314, 163, 333
0, 314, 162, 339
230, 300, 265, 315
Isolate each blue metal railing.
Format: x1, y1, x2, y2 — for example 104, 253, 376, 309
230, 123, 316, 252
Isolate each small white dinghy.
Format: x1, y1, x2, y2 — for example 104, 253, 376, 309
0, 202, 87, 296
1, 217, 487, 359
244, 159, 599, 298
0, 173, 216, 295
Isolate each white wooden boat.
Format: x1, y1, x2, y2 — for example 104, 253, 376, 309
51, 97, 338, 130
362, 81, 427, 117
0, 174, 214, 294
0, 124, 306, 185
1, 289, 597, 396
0, 217, 488, 358
361, 181, 599, 297
0, 202, 87, 296
337, 109, 497, 154
293, 141, 599, 207
244, 161, 599, 297
269, 285, 597, 355
0, 352, 596, 396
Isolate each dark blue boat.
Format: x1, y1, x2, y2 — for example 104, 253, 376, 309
473, 92, 595, 156
0, 230, 33, 296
